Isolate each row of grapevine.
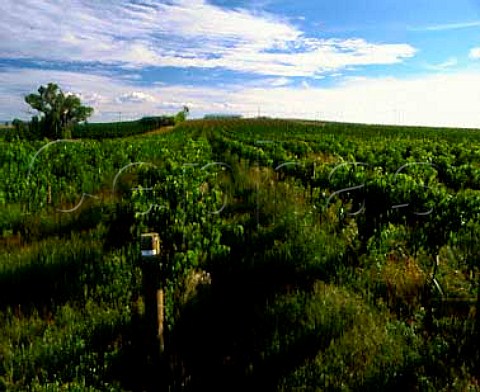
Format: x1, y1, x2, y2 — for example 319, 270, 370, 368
0, 118, 479, 390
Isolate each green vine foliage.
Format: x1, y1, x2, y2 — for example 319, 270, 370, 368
0, 119, 479, 390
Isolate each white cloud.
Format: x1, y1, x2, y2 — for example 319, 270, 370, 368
232, 72, 480, 128
425, 57, 458, 71
116, 92, 157, 104
469, 47, 480, 59
270, 77, 291, 87
66, 92, 107, 107
436, 57, 458, 68
3, 68, 480, 128
301, 80, 311, 89
0, 68, 222, 121
0, 0, 416, 77
160, 101, 186, 109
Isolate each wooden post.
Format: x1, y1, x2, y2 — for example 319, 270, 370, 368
140, 233, 164, 358
476, 272, 480, 358
157, 288, 165, 353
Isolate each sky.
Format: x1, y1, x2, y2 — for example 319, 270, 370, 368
2, 0, 480, 127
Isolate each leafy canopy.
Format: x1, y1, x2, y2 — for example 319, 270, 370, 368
174, 105, 189, 124
25, 83, 94, 138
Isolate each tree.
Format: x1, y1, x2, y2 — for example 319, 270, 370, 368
12, 119, 28, 140
25, 83, 93, 139
174, 105, 189, 124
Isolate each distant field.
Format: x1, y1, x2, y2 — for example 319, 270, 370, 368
0, 116, 175, 139
73, 116, 175, 138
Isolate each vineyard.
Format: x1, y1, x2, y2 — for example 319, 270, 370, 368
0, 118, 479, 391
2, 116, 175, 141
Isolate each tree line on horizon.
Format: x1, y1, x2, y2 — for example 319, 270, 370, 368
8, 83, 189, 140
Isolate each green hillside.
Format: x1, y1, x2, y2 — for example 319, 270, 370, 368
0, 119, 478, 391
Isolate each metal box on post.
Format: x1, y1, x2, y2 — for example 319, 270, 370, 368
141, 232, 161, 257
140, 232, 164, 354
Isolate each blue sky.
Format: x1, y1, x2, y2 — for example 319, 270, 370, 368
2, 0, 480, 127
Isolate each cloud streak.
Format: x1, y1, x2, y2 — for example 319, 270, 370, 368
424, 57, 458, 71
1, 0, 416, 77
116, 92, 157, 104
469, 47, 480, 59
410, 20, 480, 32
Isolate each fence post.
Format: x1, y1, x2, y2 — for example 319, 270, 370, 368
141, 233, 164, 357
157, 288, 165, 353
